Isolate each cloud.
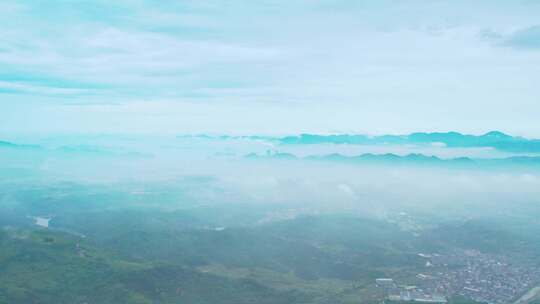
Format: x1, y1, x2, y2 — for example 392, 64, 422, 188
0, 80, 103, 97
477, 29, 504, 42
502, 25, 540, 49
1, 1, 540, 136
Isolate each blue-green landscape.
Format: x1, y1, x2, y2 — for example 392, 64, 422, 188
2, 1, 540, 303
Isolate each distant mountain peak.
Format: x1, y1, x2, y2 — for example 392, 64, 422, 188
482, 131, 511, 138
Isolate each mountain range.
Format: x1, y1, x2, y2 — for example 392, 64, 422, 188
179, 131, 540, 153
277, 131, 540, 153
246, 151, 540, 168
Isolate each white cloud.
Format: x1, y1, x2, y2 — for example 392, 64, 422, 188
1, 1, 540, 136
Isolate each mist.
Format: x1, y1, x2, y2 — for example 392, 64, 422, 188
2, 134, 539, 223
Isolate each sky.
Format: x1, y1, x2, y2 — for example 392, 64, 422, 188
1, 0, 540, 137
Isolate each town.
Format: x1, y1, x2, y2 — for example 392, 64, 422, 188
377, 250, 540, 304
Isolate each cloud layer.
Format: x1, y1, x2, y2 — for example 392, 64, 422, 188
1, 1, 540, 136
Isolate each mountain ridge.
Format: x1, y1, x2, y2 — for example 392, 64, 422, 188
179, 131, 540, 153
245, 151, 540, 168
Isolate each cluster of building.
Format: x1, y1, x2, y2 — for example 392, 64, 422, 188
377, 250, 540, 304
376, 278, 447, 303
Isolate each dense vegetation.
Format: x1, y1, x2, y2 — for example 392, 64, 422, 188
1, 182, 540, 303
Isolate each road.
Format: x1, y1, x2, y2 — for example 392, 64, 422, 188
514, 286, 540, 304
